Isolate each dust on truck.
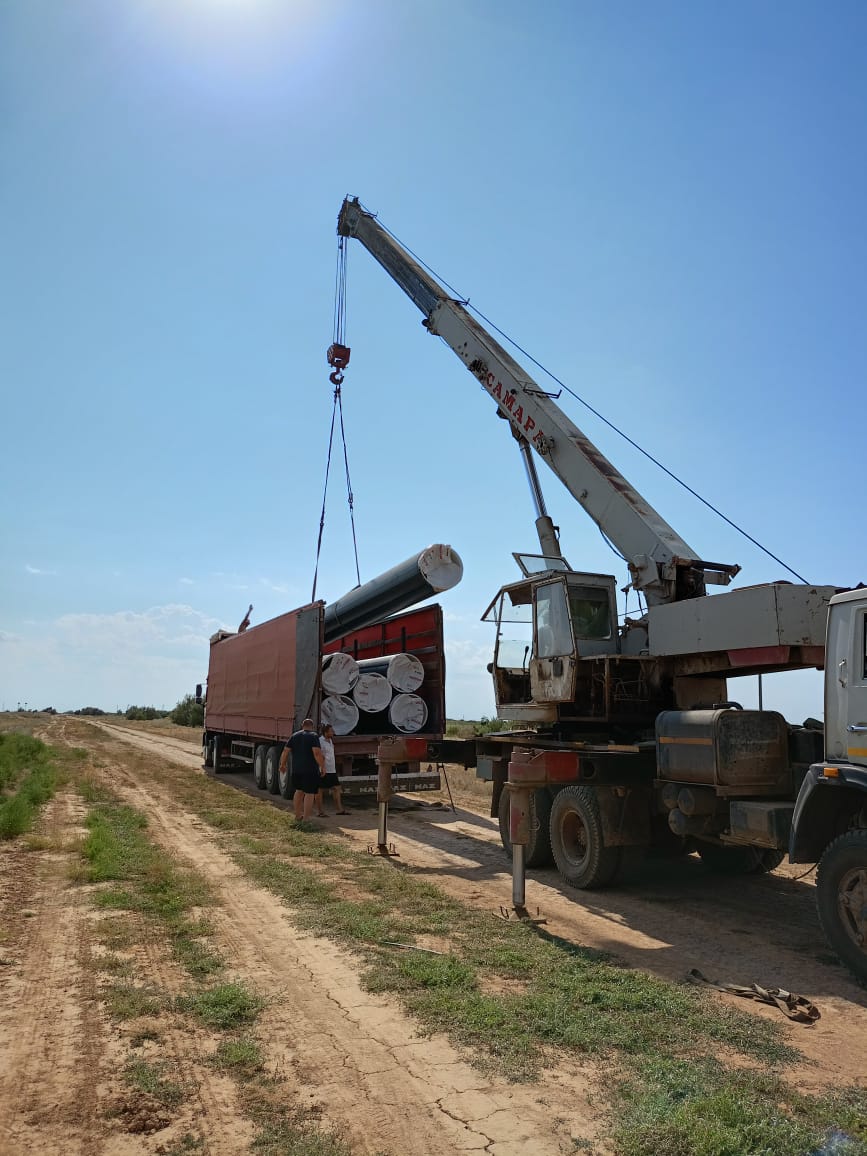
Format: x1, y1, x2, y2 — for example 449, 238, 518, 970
200, 598, 447, 798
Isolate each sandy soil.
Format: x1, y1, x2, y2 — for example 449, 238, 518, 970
89, 719, 867, 1096
0, 717, 603, 1155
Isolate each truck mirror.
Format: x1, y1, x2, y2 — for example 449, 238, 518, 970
195, 683, 203, 705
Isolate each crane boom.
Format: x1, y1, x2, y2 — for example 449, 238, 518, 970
337, 197, 739, 606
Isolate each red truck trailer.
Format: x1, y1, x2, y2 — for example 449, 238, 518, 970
200, 600, 445, 797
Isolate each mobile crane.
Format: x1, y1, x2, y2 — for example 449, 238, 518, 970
336, 196, 867, 982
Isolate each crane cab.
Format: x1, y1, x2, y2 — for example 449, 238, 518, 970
483, 566, 619, 721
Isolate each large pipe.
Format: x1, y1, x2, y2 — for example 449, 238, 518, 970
323, 545, 463, 643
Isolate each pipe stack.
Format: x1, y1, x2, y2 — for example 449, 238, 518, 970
321, 651, 430, 735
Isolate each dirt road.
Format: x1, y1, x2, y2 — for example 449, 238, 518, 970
0, 717, 603, 1155
3, 716, 866, 1155
92, 719, 867, 1094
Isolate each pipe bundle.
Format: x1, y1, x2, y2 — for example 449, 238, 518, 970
321, 651, 430, 735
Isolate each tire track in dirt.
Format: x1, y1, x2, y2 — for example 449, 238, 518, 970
0, 752, 257, 1155
89, 731, 602, 1155
0, 791, 105, 1155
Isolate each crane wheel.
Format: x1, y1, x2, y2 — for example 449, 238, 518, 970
816, 829, 867, 983
497, 788, 553, 868
549, 785, 621, 889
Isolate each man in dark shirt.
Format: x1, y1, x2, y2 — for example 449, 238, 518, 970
279, 718, 325, 820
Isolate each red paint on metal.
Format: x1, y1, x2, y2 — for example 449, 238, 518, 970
800, 645, 826, 667
205, 609, 305, 743
508, 786, 531, 844
508, 748, 580, 785
726, 645, 791, 668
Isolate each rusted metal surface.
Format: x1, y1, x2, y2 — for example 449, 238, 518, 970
508, 748, 581, 786
656, 709, 791, 794
593, 784, 652, 847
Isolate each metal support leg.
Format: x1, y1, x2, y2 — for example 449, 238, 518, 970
512, 842, 526, 910
496, 778, 546, 925
368, 760, 399, 857
377, 800, 389, 849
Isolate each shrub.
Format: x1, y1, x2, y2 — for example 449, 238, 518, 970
170, 696, 204, 728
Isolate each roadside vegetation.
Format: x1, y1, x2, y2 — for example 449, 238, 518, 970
446, 717, 516, 737
139, 752, 867, 1156
75, 775, 350, 1155
0, 731, 73, 839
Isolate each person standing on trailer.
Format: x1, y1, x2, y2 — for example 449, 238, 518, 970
317, 724, 349, 816
279, 718, 325, 821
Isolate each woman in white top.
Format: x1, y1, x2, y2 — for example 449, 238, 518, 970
317, 724, 349, 816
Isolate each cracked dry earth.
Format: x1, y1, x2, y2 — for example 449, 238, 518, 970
89, 718, 867, 1095
0, 716, 603, 1155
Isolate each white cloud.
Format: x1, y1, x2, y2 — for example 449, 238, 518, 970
179, 577, 194, 585
260, 578, 292, 595
0, 604, 227, 712
25, 564, 56, 576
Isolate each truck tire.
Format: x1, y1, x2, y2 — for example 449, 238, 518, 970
549, 785, 621, 889
202, 737, 213, 769
497, 788, 554, 868
697, 843, 785, 875
212, 736, 223, 774
278, 757, 293, 799
253, 744, 268, 791
264, 745, 281, 795
816, 829, 867, 983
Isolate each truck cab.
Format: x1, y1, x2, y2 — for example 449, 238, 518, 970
790, 589, 867, 978
482, 562, 619, 720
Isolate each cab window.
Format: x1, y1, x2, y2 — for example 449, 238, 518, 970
567, 585, 612, 640
534, 582, 574, 658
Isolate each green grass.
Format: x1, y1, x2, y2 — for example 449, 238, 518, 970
0, 733, 61, 838
178, 982, 265, 1030
141, 759, 867, 1154
210, 1037, 265, 1079
69, 719, 867, 1156
66, 754, 351, 1156
613, 1057, 867, 1156
105, 981, 167, 1021
123, 1058, 184, 1107
250, 1115, 353, 1156
80, 799, 224, 980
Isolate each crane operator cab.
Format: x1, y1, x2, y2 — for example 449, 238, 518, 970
482, 556, 619, 722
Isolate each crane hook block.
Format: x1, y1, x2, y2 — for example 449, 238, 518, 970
329, 370, 345, 386
327, 343, 351, 371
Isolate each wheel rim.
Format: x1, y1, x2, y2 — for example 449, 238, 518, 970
560, 809, 590, 872
838, 865, 867, 949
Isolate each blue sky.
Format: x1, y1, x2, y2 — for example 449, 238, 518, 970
1, 0, 864, 720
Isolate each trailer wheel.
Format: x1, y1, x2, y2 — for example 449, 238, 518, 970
816, 829, 867, 983
549, 785, 621, 889
202, 737, 213, 769
697, 843, 784, 875
278, 756, 293, 800
497, 788, 554, 868
264, 745, 281, 795
212, 736, 223, 774
253, 745, 268, 791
